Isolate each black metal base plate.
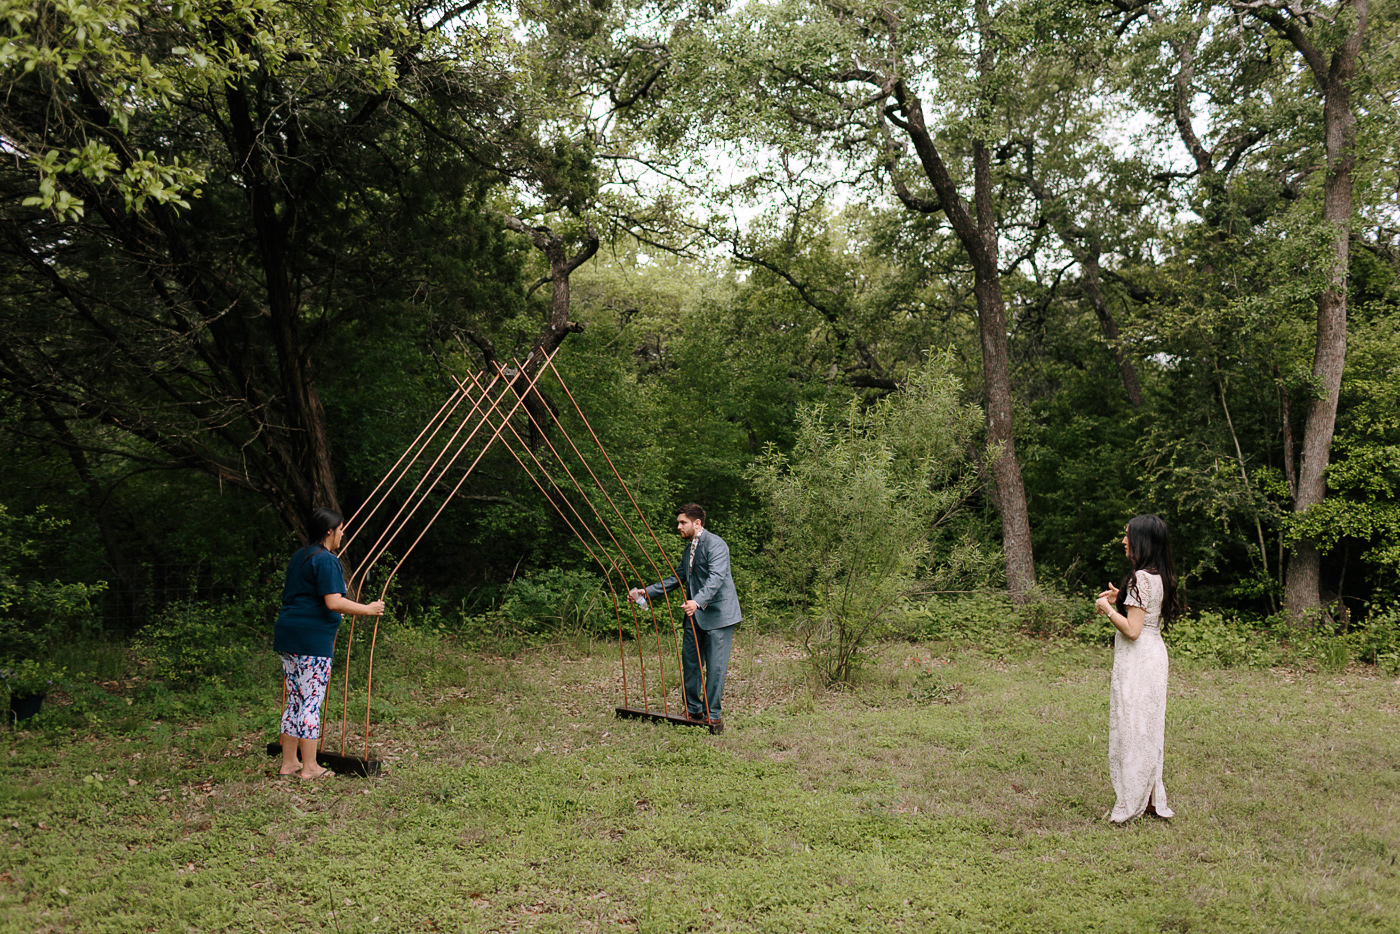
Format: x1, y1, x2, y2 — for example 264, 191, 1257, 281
615, 707, 712, 729
264, 741, 381, 777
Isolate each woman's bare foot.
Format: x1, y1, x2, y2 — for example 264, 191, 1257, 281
298, 765, 335, 780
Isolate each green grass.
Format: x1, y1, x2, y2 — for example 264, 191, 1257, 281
2, 629, 1398, 932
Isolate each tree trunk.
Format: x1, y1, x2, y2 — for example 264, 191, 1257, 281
888, 80, 1037, 599
228, 75, 343, 537
1080, 255, 1144, 408
972, 140, 1038, 600
1279, 0, 1369, 620
887, 65, 1037, 599
500, 218, 598, 444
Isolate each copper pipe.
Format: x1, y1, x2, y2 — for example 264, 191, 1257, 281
543, 356, 692, 696
346, 370, 506, 595
373, 350, 561, 598
454, 372, 642, 708
337, 615, 356, 756
360, 349, 563, 754
512, 361, 688, 714
457, 368, 655, 710
326, 390, 471, 745
341, 385, 468, 552
363, 616, 380, 763
488, 361, 676, 714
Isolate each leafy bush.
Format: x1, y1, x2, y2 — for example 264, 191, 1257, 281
0, 504, 106, 660
1348, 606, 1400, 674
498, 568, 611, 638
1166, 611, 1282, 668
434, 569, 617, 652
0, 657, 65, 698
132, 599, 260, 687
902, 593, 1013, 642
1018, 591, 1091, 639
751, 353, 984, 684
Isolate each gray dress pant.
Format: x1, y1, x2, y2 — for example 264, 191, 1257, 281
680, 620, 735, 719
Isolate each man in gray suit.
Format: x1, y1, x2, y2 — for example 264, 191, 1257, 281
628, 503, 741, 733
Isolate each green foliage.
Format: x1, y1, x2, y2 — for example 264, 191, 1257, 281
131, 599, 261, 688
1018, 591, 1093, 640
497, 568, 612, 639
1345, 606, 1400, 675
0, 657, 65, 699
2, 0, 415, 219
1288, 315, 1400, 603
901, 593, 1014, 644
751, 354, 985, 683
0, 504, 106, 660
413, 569, 621, 653
1165, 611, 1284, 669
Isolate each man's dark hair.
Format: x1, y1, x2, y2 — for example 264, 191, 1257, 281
678, 503, 706, 524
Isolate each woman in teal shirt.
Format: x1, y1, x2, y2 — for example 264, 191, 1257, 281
274, 508, 384, 779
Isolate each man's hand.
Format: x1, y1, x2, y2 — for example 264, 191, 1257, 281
628, 588, 646, 602
682, 599, 699, 616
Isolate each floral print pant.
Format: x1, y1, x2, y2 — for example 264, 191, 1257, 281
279, 652, 333, 739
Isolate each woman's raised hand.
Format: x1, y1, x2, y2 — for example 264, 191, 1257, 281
1095, 583, 1119, 615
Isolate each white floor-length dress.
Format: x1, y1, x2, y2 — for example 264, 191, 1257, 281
1108, 569, 1174, 822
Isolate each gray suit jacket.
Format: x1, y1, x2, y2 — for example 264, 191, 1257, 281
644, 528, 742, 631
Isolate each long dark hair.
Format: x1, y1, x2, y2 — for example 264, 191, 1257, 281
1116, 514, 1182, 626
307, 507, 344, 549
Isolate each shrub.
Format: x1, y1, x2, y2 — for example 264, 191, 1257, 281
132, 599, 260, 687
0, 504, 106, 660
0, 657, 65, 698
750, 353, 984, 684
498, 568, 611, 639
902, 593, 1013, 642
1166, 611, 1282, 668
1349, 605, 1400, 674
1018, 591, 1088, 639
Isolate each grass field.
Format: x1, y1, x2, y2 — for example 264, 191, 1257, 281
2, 628, 1398, 933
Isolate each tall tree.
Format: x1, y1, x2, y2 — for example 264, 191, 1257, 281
648, 0, 1144, 598
1239, 0, 1374, 619
1113, 0, 1385, 616
0, 1, 585, 538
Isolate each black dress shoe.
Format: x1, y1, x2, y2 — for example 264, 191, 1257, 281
708, 718, 724, 735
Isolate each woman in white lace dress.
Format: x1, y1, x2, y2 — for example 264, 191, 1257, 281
1095, 514, 1182, 823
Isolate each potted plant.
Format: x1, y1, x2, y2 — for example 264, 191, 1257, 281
1, 658, 64, 725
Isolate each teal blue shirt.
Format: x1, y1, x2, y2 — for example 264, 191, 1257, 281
273, 545, 346, 658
